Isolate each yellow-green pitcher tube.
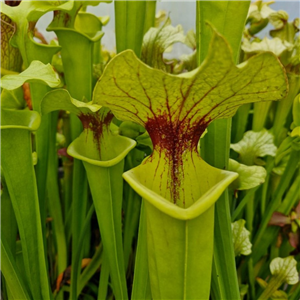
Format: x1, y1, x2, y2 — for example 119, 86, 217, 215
123, 156, 238, 299
67, 129, 136, 300
1, 61, 62, 300
1, 109, 52, 300
41, 89, 136, 299
145, 203, 214, 299
47, 12, 104, 298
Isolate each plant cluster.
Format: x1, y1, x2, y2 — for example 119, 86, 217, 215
1, 1, 299, 300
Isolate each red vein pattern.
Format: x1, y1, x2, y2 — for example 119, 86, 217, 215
94, 29, 288, 207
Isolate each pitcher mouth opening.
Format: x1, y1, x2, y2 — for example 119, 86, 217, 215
67, 133, 136, 167
123, 159, 238, 220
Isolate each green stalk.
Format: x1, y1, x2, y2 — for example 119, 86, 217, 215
1, 109, 52, 300
47, 21, 103, 298
65, 108, 136, 300
252, 102, 272, 132
41, 90, 135, 300
79, 245, 103, 297
1, 178, 19, 300
98, 252, 110, 300
258, 276, 286, 300
289, 283, 300, 300
131, 202, 152, 300
232, 103, 251, 143
62, 159, 73, 222
232, 187, 259, 221
1, 61, 59, 299
144, 1, 156, 34
123, 184, 141, 270
61, 113, 73, 225
123, 149, 144, 271
201, 120, 240, 299
246, 191, 255, 298
32, 109, 51, 239
79, 161, 128, 299
278, 174, 300, 213
19, 47, 61, 253
15, 241, 26, 287
1, 237, 31, 300
248, 257, 256, 299
26, 45, 60, 239
1, 178, 17, 259
70, 158, 88, 261
20, 42, 61, 245
197, 2, 250, 299
115, 1, 156, 56
47, 112, 67, 275
0, 6, 72, 247
72, 203, 95, 298
260, 158, 274, 216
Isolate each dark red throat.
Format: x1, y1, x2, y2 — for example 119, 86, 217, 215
145, 114, 208, 205
78, 111, 114, 155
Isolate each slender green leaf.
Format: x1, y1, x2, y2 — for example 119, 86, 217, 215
42, 89, 136, 300
97, 252, 110, 300
115, 1, 154, 56
1, 237, 31, 300
131, 202, 151, 300
78, 245, 103, 297
1, 111, 52, 300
